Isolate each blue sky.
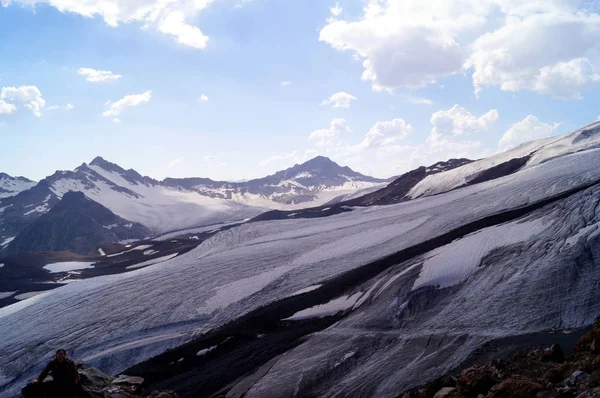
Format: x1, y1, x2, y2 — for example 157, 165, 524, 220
1, 0, 600, 181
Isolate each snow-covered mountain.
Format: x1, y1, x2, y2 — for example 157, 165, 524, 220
0, 156, 388, 247
163, 155, 389, 206
2, 122, 600, 397
0, 173, 35, 199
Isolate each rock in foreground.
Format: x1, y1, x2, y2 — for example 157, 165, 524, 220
21, 362, 177, 398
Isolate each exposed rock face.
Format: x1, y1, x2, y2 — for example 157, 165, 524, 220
5, 191, 150, 255
21, 362, 177, 398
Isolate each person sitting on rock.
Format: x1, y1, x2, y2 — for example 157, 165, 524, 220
31, 349, 80, 397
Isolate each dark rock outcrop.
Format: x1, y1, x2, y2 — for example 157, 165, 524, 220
5, 191, 150, 255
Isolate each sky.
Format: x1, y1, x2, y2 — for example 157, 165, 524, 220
1, 0, 600, 182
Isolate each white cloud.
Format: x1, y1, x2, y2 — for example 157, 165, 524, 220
199, 94, 209, 102
321, 92, 357, 108
5, 0, 216, 49
280, 81, 291, 86
467, 11, 600, 99
499, 115, 560, 151
0, 86, 46, 117
320, 0, 600, 98
159, 10, 209, 49
429, 105, 499, 144
319, 0, 479, 91
103, 90, 152, 120
204, 155, 220, 162
47, 103, 74, 111
353, 118, 413, 151
0, 100, 17, 115
78, 68, 122, 83
330, 3, 342, 17
408, 98, 433, 105
167, 157, 185, 168
309, 118, 352, 148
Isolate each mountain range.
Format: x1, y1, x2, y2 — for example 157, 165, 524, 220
0, 156, 391, 254
2, 121, 600, 397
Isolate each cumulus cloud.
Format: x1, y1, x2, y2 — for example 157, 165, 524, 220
0, 100, 17, 115
159, 10, 209, 49
429, 105, 499, 144
320, 0, 600, 98
321, 92, 357, 108
65, 103, 74, 111
330, 3, 342, 17
309, 118, 352, 148
499, 115, 560, 151
103, 90, 152, 121
78, 68, 122, 83
0, 86, 46, 117
199, 94, 209, 102
4, 0, 216, 49
280, 81, 291, 86
204, 155, 220, 162
353, 118, 413, 151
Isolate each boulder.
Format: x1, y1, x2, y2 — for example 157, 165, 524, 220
563, 371, 590, 387
433, 387, 456, 397
542, 344, 565, 364
456, 364, 498, 397
487, 375, 543, 398
22, 362, 176, 398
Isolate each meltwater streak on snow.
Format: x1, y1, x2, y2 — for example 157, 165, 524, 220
412, 218, 548, 290
43, 262, 95, 273
2, 147, 600, 396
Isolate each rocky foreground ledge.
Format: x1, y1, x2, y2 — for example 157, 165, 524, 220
401, 316, 600, 398
21, 362, 177, 398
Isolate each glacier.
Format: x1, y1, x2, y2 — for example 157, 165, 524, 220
1, 123, 600, 397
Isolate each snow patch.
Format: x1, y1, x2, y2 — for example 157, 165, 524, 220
0, 292, 16, 300
43, 261, 95, 273
413, 218, 547, 290
14, 291, 46, 301
283, 292, 363, 320
1, 237, 15, 247
288, 284, 322, 297
196, 345, 218, 356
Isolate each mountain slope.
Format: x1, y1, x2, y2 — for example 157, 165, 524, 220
0, 173, 36, 199
5, 192, 151, 255
2, 122, 600, 397
0, 156, 388, 241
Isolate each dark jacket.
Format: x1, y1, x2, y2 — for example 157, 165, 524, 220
38, 359, 78, 385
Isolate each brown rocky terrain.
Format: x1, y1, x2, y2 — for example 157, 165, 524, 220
401, 316, 600, 398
